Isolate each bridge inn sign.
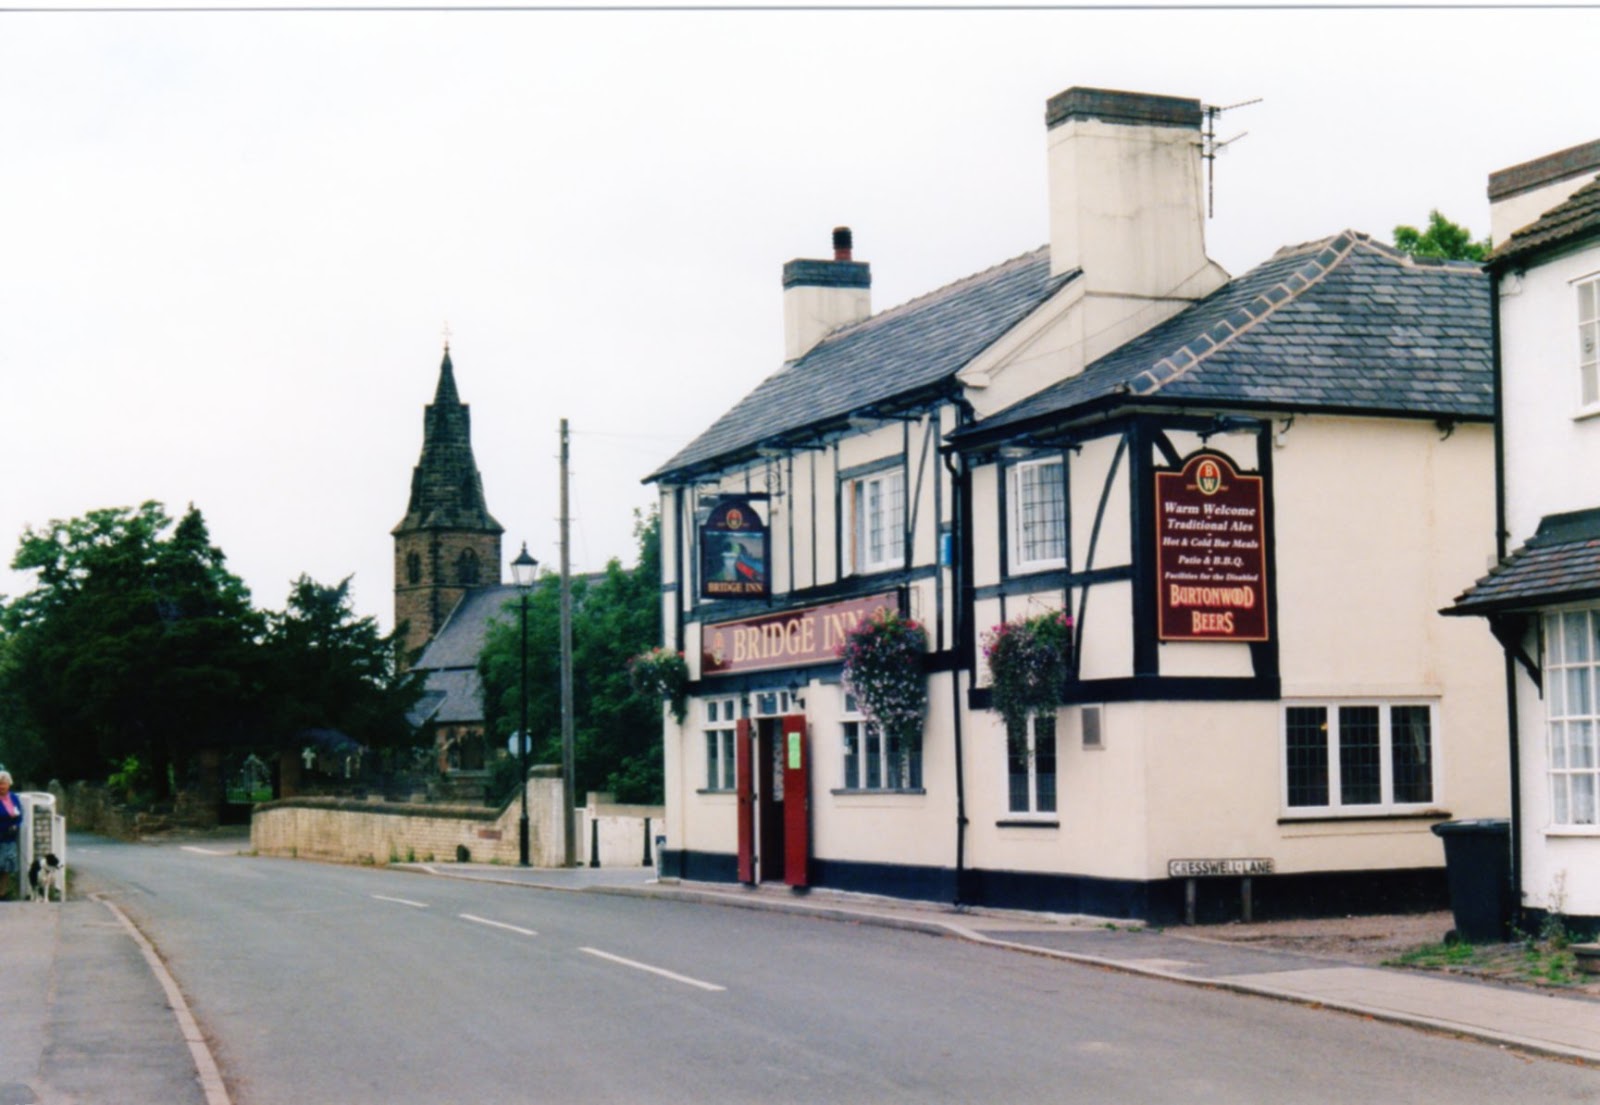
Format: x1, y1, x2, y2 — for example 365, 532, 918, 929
646, 84, 1509, 924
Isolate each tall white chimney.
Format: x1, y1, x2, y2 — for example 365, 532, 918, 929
1046, 87, 1226, 304
782, 226, 871, 363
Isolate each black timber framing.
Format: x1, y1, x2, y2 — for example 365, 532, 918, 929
964, 408, 1281, 709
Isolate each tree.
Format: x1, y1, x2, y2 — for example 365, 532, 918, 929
1, 503, 262, 796
1392, 210, 1491, 262
259, 575, 421, 757
0, 503, 425, 801
478, 510, 664, 804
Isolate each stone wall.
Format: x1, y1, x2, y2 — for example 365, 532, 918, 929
252, 765, 566, 865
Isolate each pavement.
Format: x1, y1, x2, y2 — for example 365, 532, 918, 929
5, 854, 1600, 1105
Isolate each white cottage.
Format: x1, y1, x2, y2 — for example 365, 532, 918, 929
648, 86, 1507, 923
1448, 140, 1600, 936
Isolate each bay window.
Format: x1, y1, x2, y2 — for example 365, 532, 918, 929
1545, 609, 1600, 826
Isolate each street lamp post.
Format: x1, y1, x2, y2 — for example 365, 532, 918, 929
510, 542, 539, 867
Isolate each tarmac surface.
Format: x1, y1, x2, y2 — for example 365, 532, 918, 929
5, 847, 1600, 1104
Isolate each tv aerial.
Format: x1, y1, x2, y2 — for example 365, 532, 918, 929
1202, 97, 1262, 218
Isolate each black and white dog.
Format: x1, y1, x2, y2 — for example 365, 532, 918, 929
27, 852, 62, 902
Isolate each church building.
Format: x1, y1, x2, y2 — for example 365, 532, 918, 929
396, 347, 518, 776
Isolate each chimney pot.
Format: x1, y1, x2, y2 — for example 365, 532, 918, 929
782, 228, 871, 362
833, 226, 853, 261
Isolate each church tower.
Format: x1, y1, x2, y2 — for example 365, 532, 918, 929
393, 346, 504, 661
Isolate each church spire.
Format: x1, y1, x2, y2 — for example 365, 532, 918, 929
394, 347, 503, 535
433, 343, 461, 407
393, 346, 505, 662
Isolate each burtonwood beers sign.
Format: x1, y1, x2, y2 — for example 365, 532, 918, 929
702, 593, 898, 677
1155, 452, 1269, 642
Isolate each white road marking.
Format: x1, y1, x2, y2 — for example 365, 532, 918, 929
579, 947, 726, 992
372, 894, 430, 909
181, 846, 238, 856
96, 895, 233, 1105
460, 913, 538, 937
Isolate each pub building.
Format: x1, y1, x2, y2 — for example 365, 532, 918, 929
645, 86, 1509, 923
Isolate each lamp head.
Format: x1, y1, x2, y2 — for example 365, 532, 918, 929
511, 543, 539, 590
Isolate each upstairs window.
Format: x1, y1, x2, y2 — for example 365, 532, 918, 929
1008, 457, 1065, 572
849, 468, 905, 575
1581, 277, 1600, 409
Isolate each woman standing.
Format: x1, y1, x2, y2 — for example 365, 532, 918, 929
0, 771, 22, 900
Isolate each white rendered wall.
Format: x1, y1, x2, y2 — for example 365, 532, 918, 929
1497, 241, 1600, 919
1499, 244, 1600, 546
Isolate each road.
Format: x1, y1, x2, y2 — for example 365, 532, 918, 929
72, 839, 1600, 1105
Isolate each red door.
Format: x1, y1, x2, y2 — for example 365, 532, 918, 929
781, 714, 810, 888
735, 718, 755, 883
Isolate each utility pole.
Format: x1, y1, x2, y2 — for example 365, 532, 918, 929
559, 418, 577, 867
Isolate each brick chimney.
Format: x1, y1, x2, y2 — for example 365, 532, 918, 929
1045, 87, 1226, 303
1488, 139, 1600, 246
782, 226, 871, 363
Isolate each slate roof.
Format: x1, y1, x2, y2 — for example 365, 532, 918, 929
1491, 174, 1600, 269
955, 231, 1492, 445
406, 584, 521, 728
1446, 509, 1600, 616
646, 248, 1076, 483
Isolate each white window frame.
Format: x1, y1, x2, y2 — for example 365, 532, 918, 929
1579, 275, 1600, 412
1281, 700, 1438, 816
702, 695, 739, 792
1544, 609, 1600, 828
840, 692, 921, 791
849, 468, 906, 575
1005, 712, 1058, 817
1007, 456, 1066, 573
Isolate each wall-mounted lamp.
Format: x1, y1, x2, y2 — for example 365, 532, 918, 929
1200, 414, 1259, 442
1274, 415, 1295, 450
786, 675, 808, 709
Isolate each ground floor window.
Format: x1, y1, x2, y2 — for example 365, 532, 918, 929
1283, 701, 1435, 813
1007, 713, 1057, 815
840, 693, 921, 790
703, 696, 738, 791
1545, 609, 1600, 826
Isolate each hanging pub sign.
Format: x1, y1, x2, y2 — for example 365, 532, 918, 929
699, 496, 770, 599
1155, 451, 1270, 642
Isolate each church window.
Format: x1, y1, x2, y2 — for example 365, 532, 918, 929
406, 551, 423, 585
456, 548, 481, 586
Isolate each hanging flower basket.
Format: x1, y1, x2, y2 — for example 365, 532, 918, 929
839, 609, 929, 745
982, 609, 1074, 739
628, 647, 689, 724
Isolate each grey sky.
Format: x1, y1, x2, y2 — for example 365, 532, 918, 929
3, 4, 1593, 629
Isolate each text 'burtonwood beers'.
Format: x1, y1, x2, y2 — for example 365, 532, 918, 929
702, 593, 897, 676
1155, 453, 1269, 641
